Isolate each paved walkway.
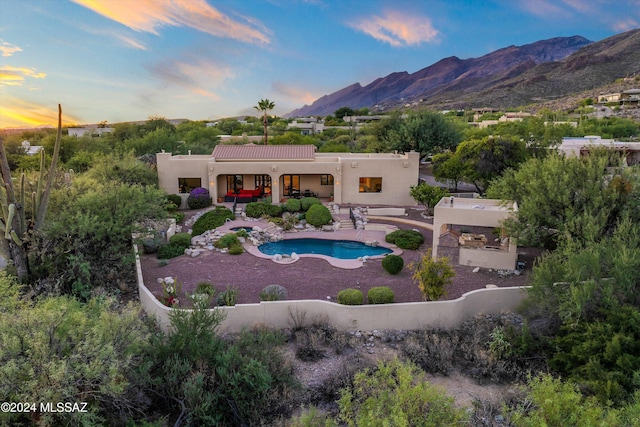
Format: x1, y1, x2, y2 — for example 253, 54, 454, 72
367, 216, 434, 231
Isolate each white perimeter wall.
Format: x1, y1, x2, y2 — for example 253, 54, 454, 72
136, 246, 529, 333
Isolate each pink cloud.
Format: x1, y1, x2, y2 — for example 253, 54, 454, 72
72, 0, 271, 44
349, 10, 439, 47
272, 81, 319, 105
0, 66, 47, 87
613, 18, 639, 31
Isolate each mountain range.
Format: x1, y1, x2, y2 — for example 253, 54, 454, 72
285, 28, 640, 117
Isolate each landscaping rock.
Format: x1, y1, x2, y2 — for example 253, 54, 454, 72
472, 267, 481, 273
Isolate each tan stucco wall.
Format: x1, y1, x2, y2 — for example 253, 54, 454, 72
432, 197, 518, 269
156, 150, 420, 206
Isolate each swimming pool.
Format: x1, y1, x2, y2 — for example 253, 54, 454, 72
258, 238, 392, 259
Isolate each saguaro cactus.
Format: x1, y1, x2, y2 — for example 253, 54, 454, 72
0, 104, 62, 279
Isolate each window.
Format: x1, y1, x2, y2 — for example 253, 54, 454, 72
255, 175, 272, 190
321, 174, 334, 185
178, 178, 201, 193
359, 177, 382, 193
226, 175, 243, 192
282, 174, 300, 196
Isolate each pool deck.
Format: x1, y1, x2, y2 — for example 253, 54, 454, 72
216, 219, 402, 269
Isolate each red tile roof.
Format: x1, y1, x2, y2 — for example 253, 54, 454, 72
212, 144, 316, 160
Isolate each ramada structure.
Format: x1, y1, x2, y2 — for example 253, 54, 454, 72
433, 197, 518, 271
157, 144, 420, 206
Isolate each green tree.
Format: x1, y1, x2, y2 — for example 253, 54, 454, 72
431, 151, 466, 191
254, 98, 275, 144
454, 136, 529, 194
334, 106, 355, 120
386, 110, 462, 159
409, 182, 448, 215
487, 150, 637, 249
337, 358, 468, 426
410, 249, 455, 301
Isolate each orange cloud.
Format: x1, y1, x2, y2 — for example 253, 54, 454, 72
0, 98, 80, 129
0, 66, 47, 87
73, 0, 271, 44
0, 40, 23, 57
350, 10, 439, 47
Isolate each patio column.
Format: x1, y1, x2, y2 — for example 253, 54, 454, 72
270, 173, 280, 203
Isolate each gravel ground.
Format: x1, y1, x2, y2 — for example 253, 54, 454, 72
140, 205, 537, 306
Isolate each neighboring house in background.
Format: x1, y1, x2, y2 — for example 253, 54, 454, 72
598, 88, 640, 106
432, 197, 518, 271
559, 136, 640, 166
67, 127, 114, 137
156, 144, 420, 206
21, 140, 43, 155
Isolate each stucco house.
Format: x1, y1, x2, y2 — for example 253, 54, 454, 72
156, 144, 420, 206
432, 197, 518, 270
558, 136, 640, 166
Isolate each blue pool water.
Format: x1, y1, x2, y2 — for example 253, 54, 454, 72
231, 226, 254, 232
259, 238, 391, 259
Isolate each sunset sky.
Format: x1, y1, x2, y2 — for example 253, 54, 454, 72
1, 0, 638, 128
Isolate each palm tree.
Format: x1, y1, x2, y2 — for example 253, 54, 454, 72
254, 99, 275, 144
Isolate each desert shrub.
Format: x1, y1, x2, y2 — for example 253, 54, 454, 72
157, 243, 185, 259
217, 286, 238, 306
286, 198, 301, 212
382, 254, 404, 275
411, 249, 455, 301
235, 228, 249, 238
337, 288, 364, 305
186, 187, 212, 209
288, 406, 337, 427
337, 358, 469, 426
228, 244, 244, 255
306, 204, 332, 227
166, 193, 182, 208
367, 286, 394, 304
266, 203, 283, 217
300, 197, 321, 211
169, 232, 191, 249
141, 237, 160, 254
385, 229, 424, 250
215, 233, 239, 249
142, 306, 300, 425
172, 211, 185, 223
195, 281, 215, 296
245, 201, 283, 218
260, 284, 288, 301
191, 206, 234, 236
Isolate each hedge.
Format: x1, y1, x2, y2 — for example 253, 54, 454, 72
385, 229, 425, 250
157, 243, 185, 259
169, 232, 191, 249
367, 286, 394, 304
337, 288, 364, 305
191, 206, 234, 236
166, 194, 182, 209
285, 198, 301, 212
187, 187, 212, 209
300, 197, 321, 211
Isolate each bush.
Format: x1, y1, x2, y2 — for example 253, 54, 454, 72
306, 204, 332, 227
228, 244, 244, 255
300, 197, 321, 211
367, 286, 394, 304
195, 281, 215, 296
217, 286, 238, 306
192, 206, 234, 236
172, 211, 185, 223
259, 284, 288, 301
337, 288, 364, 305
337, 359, 469, 426
245, 201, 283, 218
141, 237, 160, 254
286, 198, 301, 212
169, 232, 191, 249
385, 229, 424, 250
166, 193, 182, 208
157, 243, 185, 259
215, 233, 239, 249
382, 254, 404, 275
186, 187, 212, 209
